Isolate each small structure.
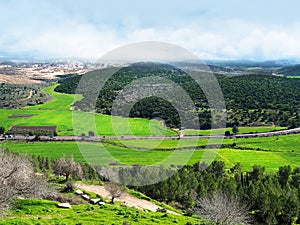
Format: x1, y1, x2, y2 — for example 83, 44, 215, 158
90, 198, 101, 204
82, 194, 90, 200
75, 190, 83, 195
8, 126, 58, 136
57, 203, 71, 209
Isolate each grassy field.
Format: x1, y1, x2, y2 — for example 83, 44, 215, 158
184, 126, 287, 136
25, 84, 83, 110
233, 134, 300, 151
0, 84, 176, 136
106, 134, 300, 151
4, 138, 300, 172
287, 76, 300, 78
0, 199, 201, 225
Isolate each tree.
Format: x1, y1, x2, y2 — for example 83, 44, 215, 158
88, 130, 95, 137
194, 191, 252, 225
208, 161, 226, 178
230, 162, 243, 174
53, 156, 83, 181
278, 165, 291, 188
0, 149, 53, 210
249, 165, 265, 181
224, 131, 231, 136
0, 126, 5, 135
104, 182, 124, 203
232, 125, 239, 135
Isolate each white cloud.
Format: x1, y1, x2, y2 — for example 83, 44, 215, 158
1, 14, 300, 60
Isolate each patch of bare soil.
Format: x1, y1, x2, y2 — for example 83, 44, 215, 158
75, 182, 180, 215
0, 74, 41, 84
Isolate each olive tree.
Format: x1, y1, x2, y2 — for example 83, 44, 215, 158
0, 149, 53, 210
53, 156, 83, 181
104, 182, 124, 203
194, 191, 251, 225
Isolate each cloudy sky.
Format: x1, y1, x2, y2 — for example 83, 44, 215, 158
1, 0, 300, 60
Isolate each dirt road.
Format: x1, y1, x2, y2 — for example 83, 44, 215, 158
75, 182, 180, 215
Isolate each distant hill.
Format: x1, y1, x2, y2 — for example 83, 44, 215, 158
55, 62, 300, 129
278, 64, 300, 76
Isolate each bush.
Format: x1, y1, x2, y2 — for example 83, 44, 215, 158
224, 131, 231, 136
156, 208, 167, 213
122, 220, 132, 225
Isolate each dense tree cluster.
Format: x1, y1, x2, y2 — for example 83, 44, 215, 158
98, 162, 300, 225
55, 63, 300, 129
142, 162, 300, 225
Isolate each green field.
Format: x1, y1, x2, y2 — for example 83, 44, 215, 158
0, 84, 176, 136
0, 199, 200, 225
184, 126, 287, 136
1, 83, 300, 172
4, 137, 300, 172
287, 76, 300, 78
233, 134, 300, 151
25, 84, 83, 110
106, 134, 300, 151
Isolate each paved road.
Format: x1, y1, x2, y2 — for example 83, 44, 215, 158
2, 127, 300, 142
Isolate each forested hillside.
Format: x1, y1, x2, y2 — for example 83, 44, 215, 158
278, 64, 300, 76
55, 62, 300, 129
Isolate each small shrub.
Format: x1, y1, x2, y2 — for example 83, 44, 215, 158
109, 161, 121, 166
122, 220, 132, 225
156, 208, 167, 213
225, 131, 231, 136
85, 205, 94, 211
62, 181, 75, 193
184, 210, 193, 217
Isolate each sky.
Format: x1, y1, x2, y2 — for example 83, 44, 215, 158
1, 0, 300, 60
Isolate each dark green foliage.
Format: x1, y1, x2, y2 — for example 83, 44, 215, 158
55, 63, 300, 129
0, 126, 5, 134
109, 162, 300, 225
278, 166, 291, 188
224, 130, 231, 136
278, 64, 300, 76
232, 125, 239, 134
88, 130, 95, 137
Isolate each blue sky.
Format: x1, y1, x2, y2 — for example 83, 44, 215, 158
1, 0, 300, 60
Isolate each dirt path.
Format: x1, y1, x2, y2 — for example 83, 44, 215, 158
75, 183, 180, 215
25, 90, 33, 100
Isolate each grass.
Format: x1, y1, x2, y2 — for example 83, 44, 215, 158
0, 199, 202, 225
0, 84, 177, 136
106, 134, 300, 152
184, 126, 287, 136
287, 76, 300, 78
4, 136, 300, 172
233, 134, 300, 151
25, 84, 83, 110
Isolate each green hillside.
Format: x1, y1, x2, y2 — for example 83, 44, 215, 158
55, 62, 300, 129
0, 84, 176, 136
